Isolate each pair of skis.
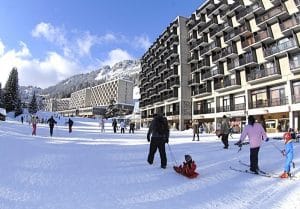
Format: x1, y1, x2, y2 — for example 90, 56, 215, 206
230, 160, 297, 179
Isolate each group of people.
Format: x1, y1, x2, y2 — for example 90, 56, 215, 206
147, 114, 295, 179
112, 119, 135, 134
30, 115, 73, 137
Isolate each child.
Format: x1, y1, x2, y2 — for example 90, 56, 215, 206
280, 132, 294, 178
173, 155, 199, 178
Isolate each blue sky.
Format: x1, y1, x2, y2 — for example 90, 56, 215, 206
0, 0, 204, 88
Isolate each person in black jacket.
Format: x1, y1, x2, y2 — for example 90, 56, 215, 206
67, 118, 74, 133
147, 114, 169, 169
47, 116, 57, 137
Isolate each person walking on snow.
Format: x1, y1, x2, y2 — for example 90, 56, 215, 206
31, 115, 37, 136
112, 119, 118, 133
147, 114, 169, 169
192, 120, 200, 141
67, 118, 73, 133
280, 132, 294, 178
47, 116, 57, 137
220, 115, 230, 149
235, 115, 268, 174
173, 154, 199, 178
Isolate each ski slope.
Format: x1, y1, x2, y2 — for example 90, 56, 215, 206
0, 115, 299, 209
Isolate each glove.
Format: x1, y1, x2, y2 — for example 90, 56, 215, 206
281, 150, 286, 156
265, 138, 269, 142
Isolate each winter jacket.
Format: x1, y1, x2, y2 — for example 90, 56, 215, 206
220, 118, 230, 135
192, 122, 199, 134
47, 117, 57, 127
284, 141, 294, 172
239, 123, 267, 148
147, 115, 169, 143
174, 161, 199, 178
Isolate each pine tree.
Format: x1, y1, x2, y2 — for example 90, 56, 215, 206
28, 91, 38, 114
0, 83, 3, 108
4, 67, 22, 115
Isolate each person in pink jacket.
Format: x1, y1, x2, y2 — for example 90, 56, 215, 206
236, 115, 268, 174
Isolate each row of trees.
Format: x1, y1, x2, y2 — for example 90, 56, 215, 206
0, 67, 38, 116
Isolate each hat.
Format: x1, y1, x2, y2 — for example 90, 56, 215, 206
283, 132, 292, 143
185, 154, 192, 162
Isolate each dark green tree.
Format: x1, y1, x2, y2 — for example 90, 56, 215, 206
4, 67, 22, 115
28, 91, 38, 114
0, 83, 3, 108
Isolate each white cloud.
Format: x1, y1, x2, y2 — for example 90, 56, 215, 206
0, 41, 82, 88
101, 49, 134, 67
32, 22, 67, 47
76, 32, 98, 56
0, 40, 5, 56
133, 35, 151, 50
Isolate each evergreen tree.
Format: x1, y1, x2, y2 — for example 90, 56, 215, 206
28, 91, 38, 114
0, 83, 3, 108
4, 67, 22, 114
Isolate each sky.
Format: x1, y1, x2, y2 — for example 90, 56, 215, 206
0, 0, 204, 88
0, 112, 299, 209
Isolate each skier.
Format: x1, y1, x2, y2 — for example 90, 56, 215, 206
235, 115, 268, 174
47, 116, 57, 137
280, 132, 294, 178
173, 154, 199, 178
147, 114, 169, 169
67, 118, 73, 133
129, 121, 135, 133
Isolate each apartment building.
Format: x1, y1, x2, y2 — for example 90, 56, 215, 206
140, 16, 192, 130
62, 79, 134, 117
187, 0, 300, 132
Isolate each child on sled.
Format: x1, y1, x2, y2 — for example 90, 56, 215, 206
173, 155, 199, 178
280, 132, 294, 178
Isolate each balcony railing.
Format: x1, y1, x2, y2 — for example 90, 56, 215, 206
242, 36, 255, 48
247, 66, 280, 81
254, 29, 273, 42
216, 103, 246, 112
239, 54, 257, 66
290, 59, 300, 70
194, 107, 215, 115
187, 54, 198, 63
264, 39, 297, 57
280, 14, 300, 32
249, 97, 288, 108
188, 77, 200, 85
256, 5, 286, 25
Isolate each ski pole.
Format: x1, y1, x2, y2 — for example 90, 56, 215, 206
167, 143, 178, 166
270, 141, 296, 167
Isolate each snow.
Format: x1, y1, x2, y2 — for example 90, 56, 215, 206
0, 114, 300, 209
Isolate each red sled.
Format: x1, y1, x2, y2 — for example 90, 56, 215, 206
173, 161, 199, 179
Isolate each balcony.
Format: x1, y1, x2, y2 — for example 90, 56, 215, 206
228, 60, 241, 71
254, 29, 273, 43
216, 105, 231, 112
157, 83, 167, 92
221, 0, 243, 18
170, 56, 180, 66
168, 77, 180, 87
239, 53, 257, 68
256, 4, 287, 26
213, 45, 238, 62
188, 77, 200, 86
166, 110, 179, 116
242, 36, 256, 49
214, 78, 241, 92
187, 53, 198, 64
236, 2, 262, 21
247, 65, 281, 84
192, 83, 212, 97
162, 89, 178, 101
264, 38, 297, 58
290, 59, 300, 73
280, 14, 300, 33
164, 67, 178, 79
249, 97, 288, 108
163, 47, 178, 60
187, 32, 197, 43
194, 107, 215, 115
190, 36, 208, 50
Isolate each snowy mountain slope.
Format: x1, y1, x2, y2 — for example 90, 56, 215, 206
0, 116, 299, 209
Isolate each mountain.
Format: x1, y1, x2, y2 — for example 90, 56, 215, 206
39, 60, 141, 98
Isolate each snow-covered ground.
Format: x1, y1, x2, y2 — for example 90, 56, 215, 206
0, 114, 299, 209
